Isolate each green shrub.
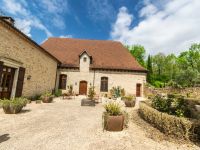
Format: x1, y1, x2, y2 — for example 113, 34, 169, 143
152, 94, 190, 117
122, 95, 135, 101
88, 86, 95, 100
152, 81, 164, 88
1, 97, 28, 114
152, 95, 171, 112
104, 102, 122, 116
40, 92, 53, 99
29, 94, 42, 101
139, 102, 200, 140
54, 89, 62, 97
110, 86, 125, 98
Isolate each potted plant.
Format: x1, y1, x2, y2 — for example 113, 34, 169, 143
41, 92, 54, 103
103, 100, 127, 131
81, 86, 96, 106
122, 95, 136, 107
36, 100, 42, 104
88, 86, 95, 100
1, 97, 27, 114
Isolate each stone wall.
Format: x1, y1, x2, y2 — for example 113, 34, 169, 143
57, 68, 146, 97
0, 20, 57, 97
144, 86, 200, 99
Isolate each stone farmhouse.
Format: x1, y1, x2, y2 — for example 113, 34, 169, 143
42, 38, 147, 97
0, 16, 147, 99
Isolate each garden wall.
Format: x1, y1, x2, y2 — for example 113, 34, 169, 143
139, 102, 200, 141
144, 87, 200, 99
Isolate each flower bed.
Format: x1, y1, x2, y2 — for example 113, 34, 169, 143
139, 102, 200, 141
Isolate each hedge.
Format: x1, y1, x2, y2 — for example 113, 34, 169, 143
139, 102, 200, 141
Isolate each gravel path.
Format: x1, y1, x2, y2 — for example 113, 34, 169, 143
0, 97, 199, 150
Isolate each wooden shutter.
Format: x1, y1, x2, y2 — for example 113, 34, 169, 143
15, 67, 25, 97
0, 61, 3, 83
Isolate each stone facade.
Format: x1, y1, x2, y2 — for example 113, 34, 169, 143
144, 86, 200, 99
57, 52, 146, 97
0, 20, 57, 98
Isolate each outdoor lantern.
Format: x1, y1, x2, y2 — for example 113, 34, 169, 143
27, 75, 31, 80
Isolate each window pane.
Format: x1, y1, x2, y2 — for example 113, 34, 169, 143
59, 75, 67, 90
100, 77, 108, 92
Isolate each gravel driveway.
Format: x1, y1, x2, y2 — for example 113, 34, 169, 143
0, 97, 199, 150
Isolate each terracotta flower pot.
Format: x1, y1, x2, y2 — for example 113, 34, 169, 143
105, 115, 124, 131
125, 100, 135, 107
42, 96, 53, 103
35, 100, 42, 104
3, 105, 23, 114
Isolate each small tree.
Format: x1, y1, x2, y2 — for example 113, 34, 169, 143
88, 86, 95, 100
68, 85, 73, 95
147, 55, 153, 83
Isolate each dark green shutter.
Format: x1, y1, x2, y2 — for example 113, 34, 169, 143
15, 67, 25, 97
0, 61, 3, 83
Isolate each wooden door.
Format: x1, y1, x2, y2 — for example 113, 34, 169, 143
136, 83, 141, 97
0, 66, 15, 99
15, 67, 25, 97
79, 81, 87, 95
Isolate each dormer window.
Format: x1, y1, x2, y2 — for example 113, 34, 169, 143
83, 57, 87, 62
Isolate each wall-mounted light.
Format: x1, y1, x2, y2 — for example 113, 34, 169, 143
27, 75, 31, 80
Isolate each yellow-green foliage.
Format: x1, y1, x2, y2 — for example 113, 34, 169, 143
1, 97, 28, 114
139, 102, 200, 140
104, 102, 122, 116
122, 95, 135, 101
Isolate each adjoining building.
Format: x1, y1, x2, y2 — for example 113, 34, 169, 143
0, 16, 59, 99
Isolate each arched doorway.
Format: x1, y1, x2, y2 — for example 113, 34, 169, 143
79, 81, 87, 95
136, 83, 142, 97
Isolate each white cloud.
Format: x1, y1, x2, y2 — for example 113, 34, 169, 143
59, 35, 72, 38
139, 4, 158, 17
2, 0, 52, 37
39, 0, 68, 29
110, 0, 200, 55
2, 0, 29, 16
87, 0, 115, 22
40, 0, 68, 14
15, 18, 32, 37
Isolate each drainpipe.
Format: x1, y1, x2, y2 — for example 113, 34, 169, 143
53, 67, 58, 94
93, 69, 95, 90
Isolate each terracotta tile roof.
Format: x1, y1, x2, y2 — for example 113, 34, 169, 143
41, 38, 146, 72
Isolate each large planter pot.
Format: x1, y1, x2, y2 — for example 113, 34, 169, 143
105, 115, 124, 131
36, 100, 42, 104
3, 105, 23, 114
125, 100, 135, 107
42, 96, 53, 103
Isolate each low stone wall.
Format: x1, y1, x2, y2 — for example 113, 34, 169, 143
139, 102, 200, 141
144, 87, 200, 99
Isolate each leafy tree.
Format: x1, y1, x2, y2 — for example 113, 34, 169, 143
127, 43, 200, 87
127, 45, 146, 67
147, 55, 153, 83
175, 69, 199, 87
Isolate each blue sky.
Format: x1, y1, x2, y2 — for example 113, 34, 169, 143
0, 0, 200, 55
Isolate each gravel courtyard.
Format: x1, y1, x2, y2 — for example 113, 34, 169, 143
0, 97, 199, 150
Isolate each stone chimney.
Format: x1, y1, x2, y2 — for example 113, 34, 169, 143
0, 16, 15, 26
